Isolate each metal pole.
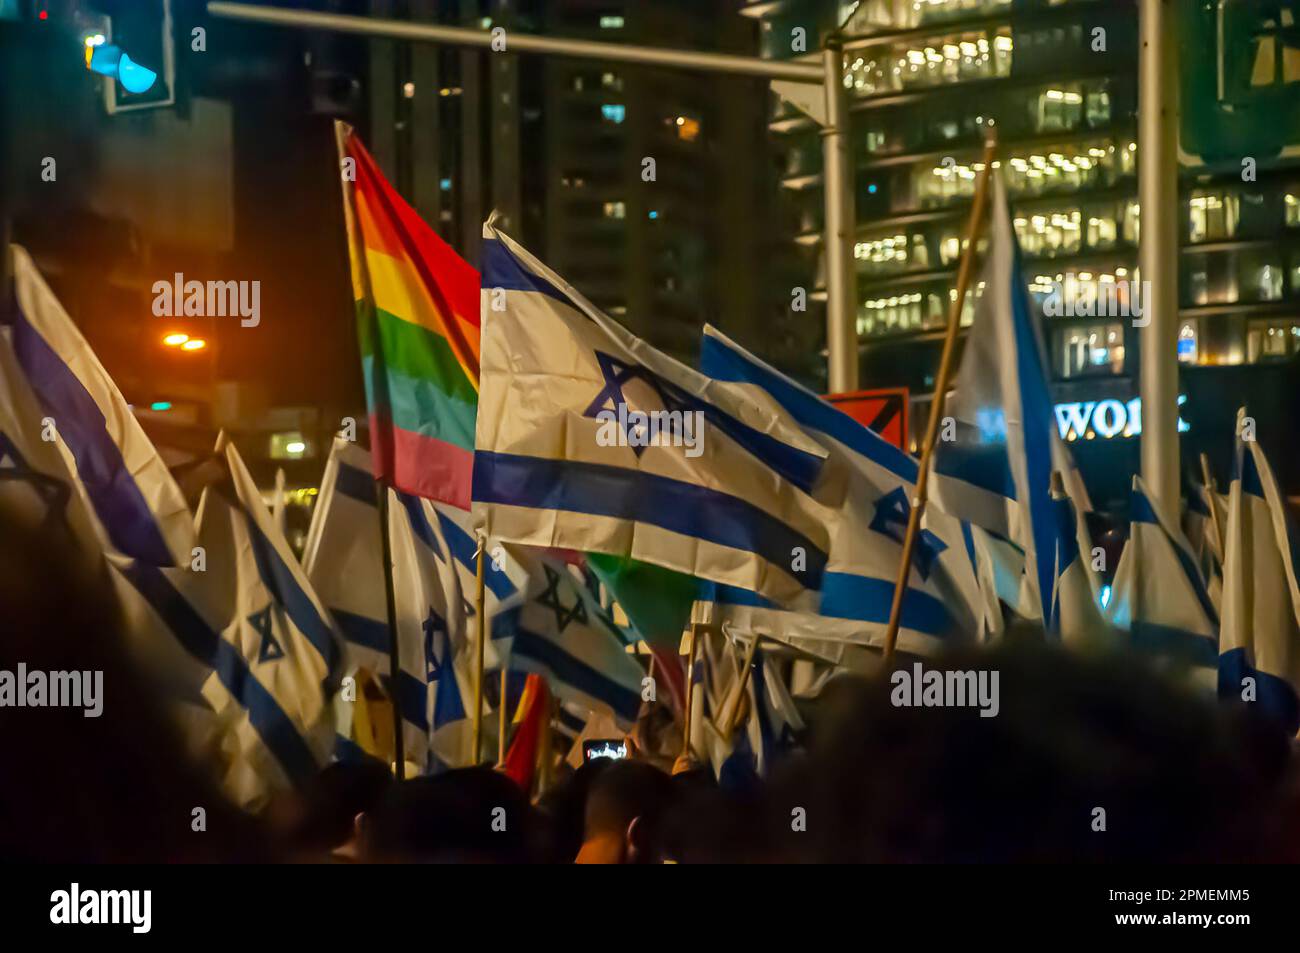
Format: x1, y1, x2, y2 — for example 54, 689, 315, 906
1137, 0, 1180, 516
374, 484, 406, 780
821, 41, 857, 394
207, 3, 824, 82
470, 538, 486, 765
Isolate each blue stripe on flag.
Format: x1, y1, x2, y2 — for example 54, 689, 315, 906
395, 491, 444, 559
1010, 245, 1060, 627
1219, 646, 1300, 735
820, 572, 953, 636
481, 238, 580, 309
1131, 620, 1217, 667
1130, 487, 1220, 626
332, 607, 389, 654
932, 441, 1017, 500
700, 331, 917, 483
10, 309, 174, 565
511, 626, 642, 722
472, 450, 827, 591
243, 513, 341, 683
119, 560, 321, 783
433, 508, 517, 601
336, 461, 377, 506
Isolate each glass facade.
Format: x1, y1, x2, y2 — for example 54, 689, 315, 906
755, 0, 1300, 386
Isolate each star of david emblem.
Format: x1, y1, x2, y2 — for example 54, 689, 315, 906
582, 351, 696, 457
249, 605, 284, 662
0, 432, 72, 534
536, 564, 588, 632
423, 606, 451, 682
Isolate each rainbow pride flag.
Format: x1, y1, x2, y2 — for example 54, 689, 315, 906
336, 122, 479, 508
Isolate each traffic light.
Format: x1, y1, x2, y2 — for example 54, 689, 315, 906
86, 0, 175, 113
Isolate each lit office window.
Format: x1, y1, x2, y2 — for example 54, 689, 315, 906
599, 15, 624, 29
848, 0, 1012, 33
1061, 323, 1125, 377
601, 72, 623, 91
1247, 322, 1300, 361
1177, 321, 1199, 363
1286, 193, 1300, 228
1013, 209, 1082, 257
1188, 192, 1239, 243
1037, 86, 1083, 133
843, 28, 1011, 97
600, 104, 625, 123
671, 115, 701, 142
602, 201, 625, 219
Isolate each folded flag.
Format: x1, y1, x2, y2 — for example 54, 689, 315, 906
1047, 475, 1109, 646
928, 173, 1090, 626
1186, 478, 1226, 611
6, 244, 194, 566
1108, 475, 1218, 685
699, 325, 998, 653
505, 551, 646, 726
336, 123, 480, 508
472, 221, 834, 609
1219, 409, 1300, 734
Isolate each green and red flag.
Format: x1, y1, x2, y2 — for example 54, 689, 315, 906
337, 122, 479, 507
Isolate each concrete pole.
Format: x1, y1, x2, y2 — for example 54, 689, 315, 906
1137, 0, 1181, 515
820, 41, 857, 394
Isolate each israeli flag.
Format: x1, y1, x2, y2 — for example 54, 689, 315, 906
1185, 479, 1226, 611
0, 328, 101, 555
6, 245, 194, 566
503, 552, 645, 726
1108, 476, 1218, 686
927, 175, 1089, 625
472, 221, 834, 608
699, 325, 999, 654
1047, 476, 1108, 646
1219, 409, 1300, 734
117, 438, 342, 808
710, 640, 803, 782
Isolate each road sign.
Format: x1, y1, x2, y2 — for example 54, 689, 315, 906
825, 387, 910, 451
1180, 0, 1300, 164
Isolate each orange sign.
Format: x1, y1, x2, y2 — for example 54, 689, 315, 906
825, 387, 910, 451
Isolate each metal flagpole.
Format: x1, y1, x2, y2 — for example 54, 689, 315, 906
374, 484, 406, 780
880, 136, 998, 663
206, 1, 855, 396
820, 39, 857, 394
680, 623, 701, 762
1137, 0, 1181, 518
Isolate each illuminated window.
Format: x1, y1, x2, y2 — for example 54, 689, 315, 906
1286, 193, 1300, 228
673, 115, 701, 143
1177, 321, 1199, 363
1061, 323, 1125, 377
600, 104, 625, 123
599, 15, 624, 29
603, 201, 625, 219
1189, 191, 1239, 242
1247, 322, 1300, 362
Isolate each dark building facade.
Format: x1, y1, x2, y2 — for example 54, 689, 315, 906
749, 0, 1300, 508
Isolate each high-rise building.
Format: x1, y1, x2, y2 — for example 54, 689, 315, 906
749, 0, 1300, 503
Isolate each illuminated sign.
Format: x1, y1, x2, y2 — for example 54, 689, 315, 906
1054, 394, 1191, 442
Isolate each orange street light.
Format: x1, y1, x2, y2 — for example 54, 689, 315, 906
162, 332, 189, 347
181, 338, 207, 351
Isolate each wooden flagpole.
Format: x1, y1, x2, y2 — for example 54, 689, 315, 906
722, 633, 762, 741
1199, 452, 1224, 558
498, 666, 509, 766
679, 622, 701, 761
881, 135, 999, 662
336, 120, 407, 780
470, 537, 487, 764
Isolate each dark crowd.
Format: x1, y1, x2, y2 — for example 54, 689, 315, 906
3, 507, 1300, 865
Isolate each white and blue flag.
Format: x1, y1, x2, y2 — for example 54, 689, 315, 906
1107, 475, 1218, 685
927, 176, 1090, 626
6, 244, 194, 566
1047, 475, 1108, 645
118, 437, 342, 807
699, 325, 998, 654
472, 221, 835, 609
1218, 409, 1300, 734
504, 552, 646, 726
